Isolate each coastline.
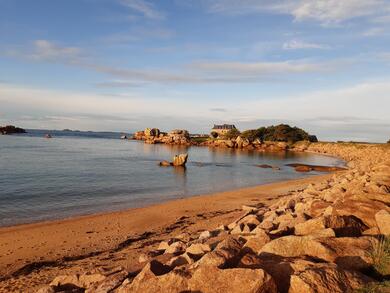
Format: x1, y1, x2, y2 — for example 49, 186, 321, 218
1, 142, 389, 292
0, 174, 333, 290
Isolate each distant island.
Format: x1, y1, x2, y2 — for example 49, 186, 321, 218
0, 125, 26, 135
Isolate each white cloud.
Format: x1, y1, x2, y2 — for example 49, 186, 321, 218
29, 40, 81, 62
119, 0, 164, 20
1, 79, 390, 141
205, 0, 390, 25
7, 40, 83, 63
362, 27, 386, 36
8, 40, 343, 85
283, 40, 329, 50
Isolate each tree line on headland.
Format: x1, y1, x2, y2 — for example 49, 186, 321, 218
211, 124, 318, 143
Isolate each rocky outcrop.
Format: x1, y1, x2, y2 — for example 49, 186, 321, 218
172, 154, 188, 167
133, 128, 191, 146
0, 125, 26, 135
40, 143, 390, 292
159, 153, 188, 167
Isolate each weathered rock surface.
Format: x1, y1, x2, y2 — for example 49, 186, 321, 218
172, 153, 188, 167
41, 142, 390, 293
375, 210, 390, 235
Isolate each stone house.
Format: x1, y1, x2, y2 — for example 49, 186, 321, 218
211, 124, 237, 136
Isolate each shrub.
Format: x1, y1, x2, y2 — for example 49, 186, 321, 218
241, 129, 262, 142
369, 236, 390, 276
223, 128, 241, 140
210, 131, 218, 139
356, 281, 390, 293
258, 124, 313, 143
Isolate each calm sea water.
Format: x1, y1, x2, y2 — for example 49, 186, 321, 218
0, 131, 344, 227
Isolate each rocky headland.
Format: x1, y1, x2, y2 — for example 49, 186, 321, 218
29, 142, 390, 293
131, 125, 318, 153
0, 125, 26, 135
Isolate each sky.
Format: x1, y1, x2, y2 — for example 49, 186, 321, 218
1, 0, 390, 142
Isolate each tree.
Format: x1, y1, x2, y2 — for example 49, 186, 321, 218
241, 129, 262, 142
224, 128, 240, 139
210, 131, 218, 139
256, 124, 314, 143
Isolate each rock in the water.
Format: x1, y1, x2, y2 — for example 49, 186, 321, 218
172, 153, 188, 167
159, 160, 172, 167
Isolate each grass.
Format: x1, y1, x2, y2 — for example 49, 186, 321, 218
369, 236, 390, 276
356, 237, 390, 292
190, 137, 210, 143
356, 281, 390, 293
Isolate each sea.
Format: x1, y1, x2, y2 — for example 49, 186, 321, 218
0, 129, 344, 227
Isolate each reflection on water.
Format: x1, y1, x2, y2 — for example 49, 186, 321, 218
0, 135, 344, 226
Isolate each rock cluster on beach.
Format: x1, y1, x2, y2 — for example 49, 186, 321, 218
38, 143, 390, 293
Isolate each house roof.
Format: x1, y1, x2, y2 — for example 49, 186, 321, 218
212, 124, 236, 130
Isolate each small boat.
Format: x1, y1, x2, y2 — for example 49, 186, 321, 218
120, 135, 128, 139
45, 134, 52, 139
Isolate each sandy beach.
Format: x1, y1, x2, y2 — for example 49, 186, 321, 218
0, 174, 331, 292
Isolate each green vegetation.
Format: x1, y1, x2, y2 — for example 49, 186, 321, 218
191, 136, 209, 143
210, 131, 218, 139
0, 125, 26, 135
239, 124, 317, 143
223, 128, 241, 139
369, 236, 390, 276
240, 129, 264, 142
356, 281, 390, 293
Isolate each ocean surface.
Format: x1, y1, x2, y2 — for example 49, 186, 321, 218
0, 130, 344, 227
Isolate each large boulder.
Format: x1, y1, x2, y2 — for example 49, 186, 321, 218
243, 229, 271, 254
188, 266, 277, 293
289, 263, 372, 293
50, 273, 106, 289
172, 154, 188, 167
144, 128, 160, 137
260, 235, 377, 269
295, 215, 368, 237
196, 237, 243, 268
260, 236, 336, 262
118, 261, 188, 293
375, 210, 390, 235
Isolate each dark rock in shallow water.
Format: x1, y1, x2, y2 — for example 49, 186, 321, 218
286, 163, 347, 172
159, 154, 189, 167
0, 125, 26, 135
257, 164, 280, 170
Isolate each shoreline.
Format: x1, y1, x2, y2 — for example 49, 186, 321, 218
0, 171, 331, 230
0, 173, 331, 232
0, 174, 333, 285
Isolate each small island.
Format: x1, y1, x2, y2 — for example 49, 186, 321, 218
133, 123, 318, 152
0, 125, 26, 135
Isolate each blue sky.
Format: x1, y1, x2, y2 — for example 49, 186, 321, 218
1, 0, 390, 141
